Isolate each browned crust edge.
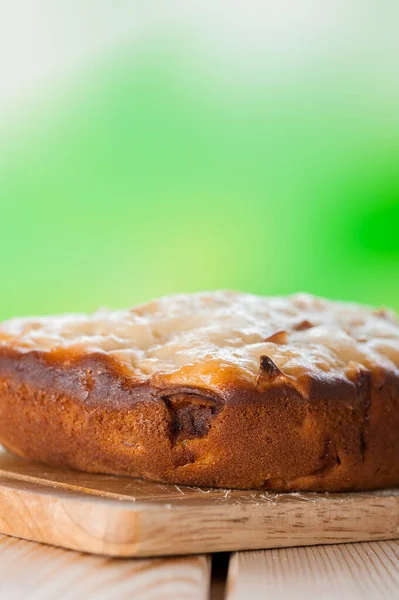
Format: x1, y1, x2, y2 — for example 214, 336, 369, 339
0, 348, 398, 491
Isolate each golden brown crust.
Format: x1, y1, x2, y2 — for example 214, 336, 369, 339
1, 346, 398, 491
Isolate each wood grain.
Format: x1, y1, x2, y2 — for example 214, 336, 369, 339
0, 449, 397, 557
226, 541, 399, 599
0, 534, 210, 599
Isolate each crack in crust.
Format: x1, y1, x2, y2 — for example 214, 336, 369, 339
264, 330, 288, 344
261, 439, 341, 490
256, 355, 285, 385
314, 438, 341, 474
292, 319, 314, 331
162, 393, 222, 446
355, 369, 372, 462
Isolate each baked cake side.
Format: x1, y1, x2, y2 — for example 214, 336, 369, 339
0, 292, 398, 490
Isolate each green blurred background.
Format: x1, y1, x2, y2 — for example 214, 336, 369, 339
1, 3, 398, 320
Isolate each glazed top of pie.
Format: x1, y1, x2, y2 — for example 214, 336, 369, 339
0, 292, 398, 386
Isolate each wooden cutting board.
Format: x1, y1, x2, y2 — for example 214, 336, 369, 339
0, 449, 397, 557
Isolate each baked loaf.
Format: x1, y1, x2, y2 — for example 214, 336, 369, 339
0, 292, 398, 491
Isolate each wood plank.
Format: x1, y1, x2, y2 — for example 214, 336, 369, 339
0, 534, 210, 599
0, 450, 397, 557
226, 541, 399, 599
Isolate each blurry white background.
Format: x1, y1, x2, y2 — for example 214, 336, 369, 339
1, 0, 399, 131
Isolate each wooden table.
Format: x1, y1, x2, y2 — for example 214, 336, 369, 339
1, 535, 398, 599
